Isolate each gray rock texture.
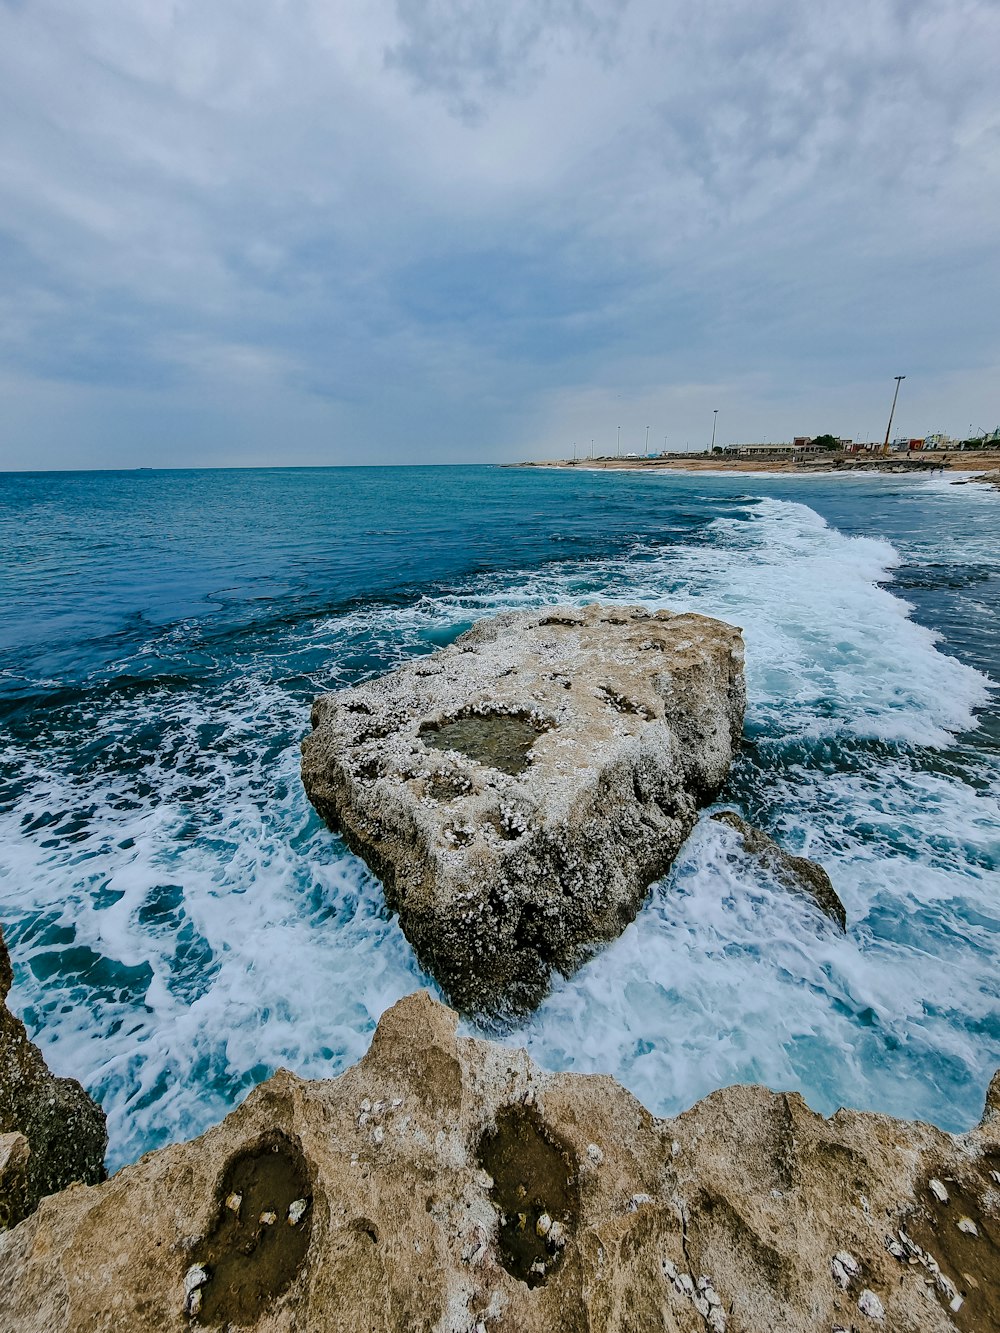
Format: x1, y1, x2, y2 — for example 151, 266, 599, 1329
301, 604, 746, 1019
711, 810, 848, 929
1, 990, 997, 1332
0, 924, 107, 1228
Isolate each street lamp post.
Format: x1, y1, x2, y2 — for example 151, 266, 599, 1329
617, 425, 621, 458
883, 376, 905, 454
711, 409, 718, 452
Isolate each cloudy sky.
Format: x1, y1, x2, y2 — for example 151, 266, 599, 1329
1, 0, 998, 468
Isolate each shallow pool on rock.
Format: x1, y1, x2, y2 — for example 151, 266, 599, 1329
420, 713, 547, 776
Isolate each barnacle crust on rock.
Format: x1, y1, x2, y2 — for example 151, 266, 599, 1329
301, 603, 746, 1018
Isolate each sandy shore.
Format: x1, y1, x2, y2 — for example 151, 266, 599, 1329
515, 449, 1000, 478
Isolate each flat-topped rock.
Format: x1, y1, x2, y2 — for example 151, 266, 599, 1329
302, 604, 745, 1019
2, 991, 997, 1332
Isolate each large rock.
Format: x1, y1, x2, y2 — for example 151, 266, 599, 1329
0, 924, 107, 1229
711, 810, 848, 930
1, 990, 997, 1332
301, 604, 746, 1019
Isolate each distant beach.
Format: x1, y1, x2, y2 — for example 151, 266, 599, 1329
516, 447, 1000, 478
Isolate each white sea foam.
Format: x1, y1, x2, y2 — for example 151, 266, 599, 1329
1, 491, 997, 1167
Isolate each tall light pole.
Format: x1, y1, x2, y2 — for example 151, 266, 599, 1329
883, 375, 905, 454
617, 425, 621, 458
711, 409, 718, 452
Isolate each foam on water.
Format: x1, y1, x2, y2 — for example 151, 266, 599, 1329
1, 485, 997, 1167
0, 679, 426, 1163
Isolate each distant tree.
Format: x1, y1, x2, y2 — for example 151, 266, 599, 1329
810, 434, 841, 451
712, 446, 723, 454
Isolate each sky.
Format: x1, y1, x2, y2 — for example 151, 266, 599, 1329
1, 0, 999, 469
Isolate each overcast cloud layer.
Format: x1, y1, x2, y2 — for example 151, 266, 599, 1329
1, 0, 998, 468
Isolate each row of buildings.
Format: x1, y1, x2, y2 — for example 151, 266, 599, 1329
720, 429, 999, 460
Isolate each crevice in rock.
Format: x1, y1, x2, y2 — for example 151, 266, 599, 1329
598, 684, 654, 719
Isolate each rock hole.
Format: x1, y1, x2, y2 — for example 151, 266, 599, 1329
420, 713, 548, 777
494, 810, 527, 841
904, 1157, 1000, 1333
190, 1131, 312, 1326
426, 773, 471, 801
444, 824, 475, 847
477, 1104, 578, 1287
348, 1217, 380, 1246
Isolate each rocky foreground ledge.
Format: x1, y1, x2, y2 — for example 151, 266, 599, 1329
1, 992, 997, 1332
302, 604, 746, 1019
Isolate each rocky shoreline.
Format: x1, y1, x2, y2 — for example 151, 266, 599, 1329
1, 991, 997, 1331
3, 605, 998, 1330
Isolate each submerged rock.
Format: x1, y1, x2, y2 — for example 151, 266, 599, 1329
711, 809, 848, 930
302, 604, 746, 1019
0, 925, 107, 1229
1, 990, 997, 1332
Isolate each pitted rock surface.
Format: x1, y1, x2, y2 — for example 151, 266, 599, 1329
301, 604, 746, 1018
1, 991, 997, 1333
0, 925, 107, 1228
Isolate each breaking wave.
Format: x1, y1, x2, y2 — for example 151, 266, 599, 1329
0, 475, 997, 1168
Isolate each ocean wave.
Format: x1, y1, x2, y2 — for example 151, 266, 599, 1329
1, 488, 997, 1168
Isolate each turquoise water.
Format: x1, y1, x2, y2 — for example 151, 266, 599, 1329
1, 465, 998, 1169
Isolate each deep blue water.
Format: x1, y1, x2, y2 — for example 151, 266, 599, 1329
1, 464, 998, 1169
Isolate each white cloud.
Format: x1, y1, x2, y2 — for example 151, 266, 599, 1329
0, 0, 997, 467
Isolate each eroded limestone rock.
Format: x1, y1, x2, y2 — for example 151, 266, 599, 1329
301, 604, 746, 1018
1, 991, 997, 1332
711, 808, 848, 929
0, 924, 107, 1228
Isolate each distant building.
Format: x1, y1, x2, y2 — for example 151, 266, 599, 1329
723, 443, 796, 457
792, 435, 848, 455
721, 441, 827, 458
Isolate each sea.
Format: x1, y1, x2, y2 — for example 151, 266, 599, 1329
1, 464, 998, 1171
